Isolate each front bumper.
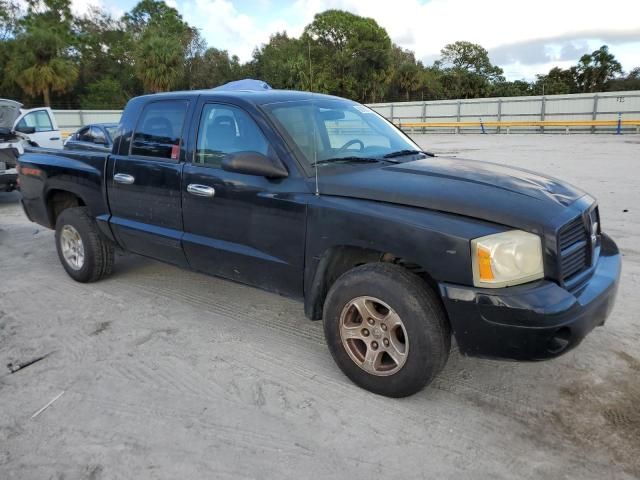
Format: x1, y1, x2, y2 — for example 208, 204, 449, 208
440, 233, 621, 360
0, 167, 18, 192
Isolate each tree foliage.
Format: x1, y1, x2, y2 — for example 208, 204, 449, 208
574, 45, 623, 93
0, 1, 636, 107
251, 33, 309, 91
80, 78, 128, 109
303, 10, 392, 102
6, 0, 77, 106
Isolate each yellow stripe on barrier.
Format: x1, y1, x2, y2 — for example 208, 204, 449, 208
397, 120, 640, 128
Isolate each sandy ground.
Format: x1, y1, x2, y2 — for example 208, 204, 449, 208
0, 134, 638, 479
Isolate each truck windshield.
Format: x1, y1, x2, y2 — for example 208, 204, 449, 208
264, 99, 423, 169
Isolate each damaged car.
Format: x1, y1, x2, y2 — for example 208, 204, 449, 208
0, 99, 29, 192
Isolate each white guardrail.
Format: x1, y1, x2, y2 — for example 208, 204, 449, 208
53, 90, 640, 135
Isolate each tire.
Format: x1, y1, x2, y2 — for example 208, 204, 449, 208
323, 263, 450, 397
55, 207, 114, 283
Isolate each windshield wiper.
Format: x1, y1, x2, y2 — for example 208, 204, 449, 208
312, 156, 398, 167
383, 149, 435, 159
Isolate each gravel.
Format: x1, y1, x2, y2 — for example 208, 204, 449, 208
0, 134, 638, 479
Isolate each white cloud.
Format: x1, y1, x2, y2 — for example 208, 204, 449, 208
70, 0, 125, 20
163, 0, 640, 78
179, 0, 303, 60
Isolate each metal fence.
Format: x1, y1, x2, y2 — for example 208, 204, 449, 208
367, 90, 640, 134
52, 110, 122, 134
53, 90, 640, 135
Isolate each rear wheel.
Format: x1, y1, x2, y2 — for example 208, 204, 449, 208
55, 207, 114, 282
323, 263, 450, 397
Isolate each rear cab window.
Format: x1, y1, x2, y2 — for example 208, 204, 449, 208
131, 100, 188, 160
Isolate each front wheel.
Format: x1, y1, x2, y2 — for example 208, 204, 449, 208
323, 263, 450, 397
55, 207, 114, 283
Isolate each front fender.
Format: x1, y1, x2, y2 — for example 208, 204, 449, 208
303, 196, 506, 319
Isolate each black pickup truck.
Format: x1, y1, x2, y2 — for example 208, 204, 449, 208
18, 86, 621, 397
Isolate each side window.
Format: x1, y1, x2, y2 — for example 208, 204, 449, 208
131, 100, 188, 160
195, 104, 269, 167
17, 110, 53, 132
91, 126, 106, 144
270, 105, 318, 163
76, 127, 92, 142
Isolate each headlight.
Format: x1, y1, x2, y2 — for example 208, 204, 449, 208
471, 230, 543, 288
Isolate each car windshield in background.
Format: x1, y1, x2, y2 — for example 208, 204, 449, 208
105, 126, 118, 140
264, 99, 423, 169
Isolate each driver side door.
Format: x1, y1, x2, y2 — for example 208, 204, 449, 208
181, 101, 308, 297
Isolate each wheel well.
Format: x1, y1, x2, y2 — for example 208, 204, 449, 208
46, 190, 85, 227
304, 246, 440, 320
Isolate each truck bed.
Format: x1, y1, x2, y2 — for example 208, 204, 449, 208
19, 147, 111, 230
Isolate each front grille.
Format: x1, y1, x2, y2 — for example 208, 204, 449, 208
558, 215, 590, 282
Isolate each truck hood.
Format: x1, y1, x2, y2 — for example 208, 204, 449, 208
316, 156, 587, 231
0, 99, 22, 130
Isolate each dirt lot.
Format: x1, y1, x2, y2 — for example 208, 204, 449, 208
0, 134, 638, 479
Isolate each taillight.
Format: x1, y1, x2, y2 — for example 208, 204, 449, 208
18, 165, 42, 176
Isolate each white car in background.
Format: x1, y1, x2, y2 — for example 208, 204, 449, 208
0, 99, 62, 192
13, 102, 63, 149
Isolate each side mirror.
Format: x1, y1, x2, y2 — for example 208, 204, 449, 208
222, 151, 288, 179
15, 125, 36, 134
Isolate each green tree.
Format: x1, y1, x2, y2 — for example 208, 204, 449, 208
533, 67, 577, 95
387, 46, 423, 101
0, 0, 21, 99
574, 45, 622, 93
252, 33, 309, 90
125, 0, 197, 92
419, 67, 445, 101
135, 35, 183, 92
303, 10, 392, 102
491, 80, 533, 97
606, 67, 640, 92
123, 0, 192, 40
436, 41, 504, 99
188, 47, 242, 89
0, 0, 19, 40
75, 7, 135, 101
439, 41, 503, 80
80, 78, 128, 109
7, 0, 78, 106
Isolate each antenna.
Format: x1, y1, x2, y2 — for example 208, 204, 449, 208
313, 98, 319, 196
308, 41, 313, 91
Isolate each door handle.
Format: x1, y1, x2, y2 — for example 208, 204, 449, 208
113, 173, 135, 185
49, 137, 60, 141
187, 184, 215, 197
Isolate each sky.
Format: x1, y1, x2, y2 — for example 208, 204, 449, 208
73, 0, 640, 81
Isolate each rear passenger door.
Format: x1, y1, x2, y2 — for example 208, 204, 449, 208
181, 102, 307, 297
108, 99, 192, 267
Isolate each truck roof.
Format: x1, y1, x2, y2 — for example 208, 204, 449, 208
134, 89, 353, 106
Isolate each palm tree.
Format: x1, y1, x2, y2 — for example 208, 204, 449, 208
135, 34, 183, 92
9, 26, 77, 106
